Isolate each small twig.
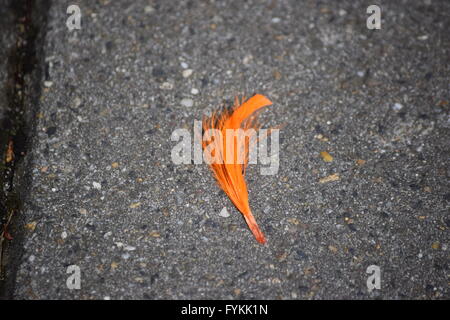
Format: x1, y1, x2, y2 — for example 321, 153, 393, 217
0, 208, 15, 281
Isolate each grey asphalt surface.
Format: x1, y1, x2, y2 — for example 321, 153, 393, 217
0, 0, 449, 299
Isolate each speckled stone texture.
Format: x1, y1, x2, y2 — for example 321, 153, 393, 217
4, 0, 449, 299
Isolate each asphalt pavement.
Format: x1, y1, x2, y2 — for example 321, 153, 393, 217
0, 0, 449, 299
